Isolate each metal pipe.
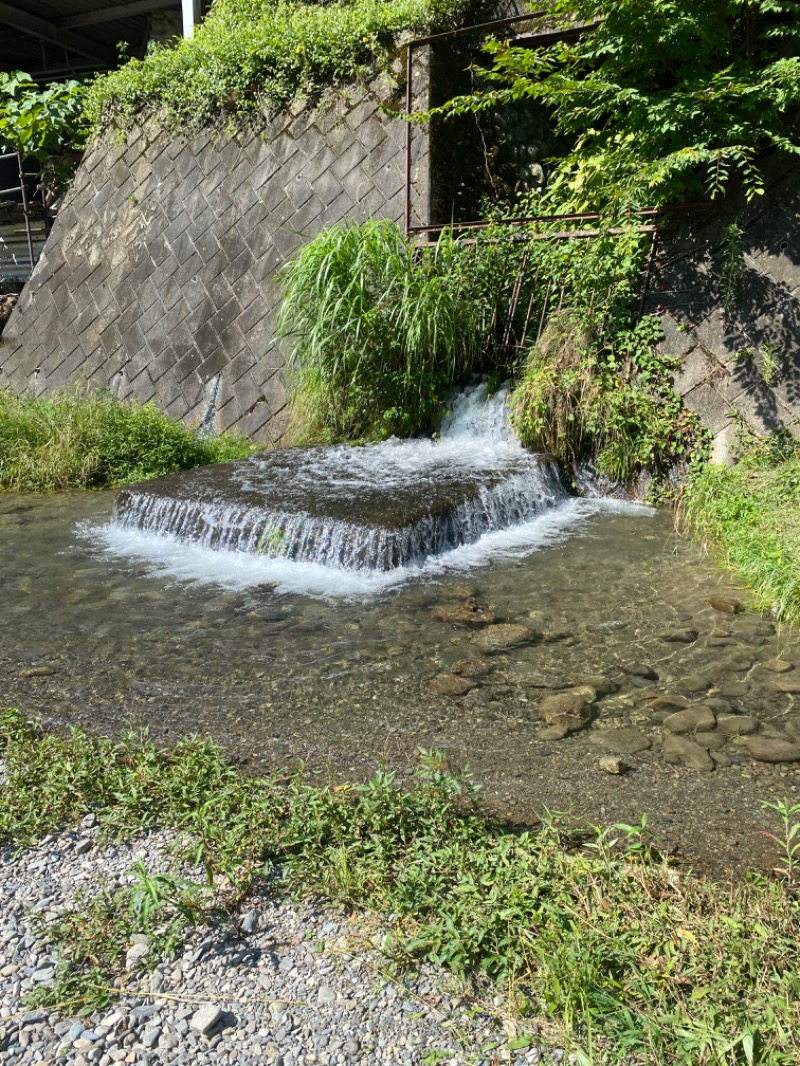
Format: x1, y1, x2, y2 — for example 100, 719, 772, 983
407, 203, 711, 236
404, 40, 413, 235
408, 11, 550, 48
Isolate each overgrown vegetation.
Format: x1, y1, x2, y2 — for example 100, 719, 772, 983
0, 389, 254, 491
684, 429, 800, 624
2, 709, 799, 1063
86, 0, 473, 132
424, 0, 800, 209
278, 216, 708, 490
0, 71, 88, 199
277, 219, 503, 440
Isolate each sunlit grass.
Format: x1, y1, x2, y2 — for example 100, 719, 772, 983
684, 451, 800, 625
2, 709, 799, 1062
0, 388, 255, 491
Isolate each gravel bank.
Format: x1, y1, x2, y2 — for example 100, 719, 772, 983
0, 826, 567, 1066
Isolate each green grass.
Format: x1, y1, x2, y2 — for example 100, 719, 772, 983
2, 708, 799, 1063
0, 388, 255, 490
277, 220, 503, 441
86, 0, 473, 132
684, 442, 800, 625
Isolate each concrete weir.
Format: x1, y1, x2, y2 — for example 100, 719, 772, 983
0, 69, 431, 445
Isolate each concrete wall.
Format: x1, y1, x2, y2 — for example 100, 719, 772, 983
0, 68, 430, 444
647, 155, 800, 462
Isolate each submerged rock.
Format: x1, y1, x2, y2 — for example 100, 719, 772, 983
582, 675, 619, 696
449, 659, 492, 678
473, 624, 540, 655
708, 597, 743, 614
662, 706, 716, 735
770, 678, 800, 695
430, 601, 496, 627
621, 662, 659, 681
657, 628, 699, 644
679, 674, 712, 694
648, 694, 691, 714
717, 714, 759, 737
761, 659, 795, 673
537, 692, 592, 735
429, 675, 475, 697
18, 665, 57, 678
745, 737, 800, 763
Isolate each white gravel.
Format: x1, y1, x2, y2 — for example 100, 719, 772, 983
0, 825, 571, 1066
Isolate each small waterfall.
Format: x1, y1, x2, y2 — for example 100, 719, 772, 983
112, 383, 571, 573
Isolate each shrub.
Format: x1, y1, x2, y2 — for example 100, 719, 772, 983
86, 0, 474, 132
277, 219, 503, 441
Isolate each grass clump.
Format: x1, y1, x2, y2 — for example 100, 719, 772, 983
277, 219, 503, 441
684, 431, 800, 624
3, 708, 800, 1062
86, 0, 473, 133
0, 388, 254, 490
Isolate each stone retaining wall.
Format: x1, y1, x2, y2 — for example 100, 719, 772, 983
0, 68, 430, 444
647, 155, 800, 462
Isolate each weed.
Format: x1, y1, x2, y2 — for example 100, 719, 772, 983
758, 341, 782, 386
0, 388, 254, 491
720, 221, 746, 317
761, 799, 800, 889
256, 525, 286, 555
3, 709, 800, 1062
684, 438, 800, 623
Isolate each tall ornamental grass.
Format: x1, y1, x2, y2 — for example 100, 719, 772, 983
277, 220, 502, 441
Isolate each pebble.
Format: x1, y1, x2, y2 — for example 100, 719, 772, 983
597, 756, 627, 775
0, 823, 571, 1066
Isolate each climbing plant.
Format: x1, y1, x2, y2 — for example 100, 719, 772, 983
418, 0, 800, 210
86, 0, 476, 132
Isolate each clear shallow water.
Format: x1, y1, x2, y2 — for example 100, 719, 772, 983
2, 488, 799, 877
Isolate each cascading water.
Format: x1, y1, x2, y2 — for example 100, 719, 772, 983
110, 383, 571, 576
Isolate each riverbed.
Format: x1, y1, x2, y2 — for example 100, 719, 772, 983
1, 489, 799, 878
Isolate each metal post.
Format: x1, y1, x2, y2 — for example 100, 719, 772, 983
404, 41, 413, 235
16, 151, 35, 272
181, 0, 202, 39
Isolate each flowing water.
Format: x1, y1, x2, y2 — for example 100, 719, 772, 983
1, 385, 799, 877
111, 384, 571, 579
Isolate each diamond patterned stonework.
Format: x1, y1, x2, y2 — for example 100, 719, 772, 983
0, 76, 430, 445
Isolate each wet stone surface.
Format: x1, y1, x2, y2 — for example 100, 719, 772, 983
1, 491, 799, 879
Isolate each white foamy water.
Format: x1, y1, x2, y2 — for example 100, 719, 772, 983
89, 382, 655, 597
85, 497, 650, 599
